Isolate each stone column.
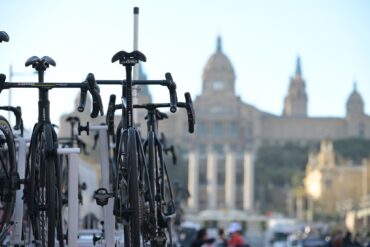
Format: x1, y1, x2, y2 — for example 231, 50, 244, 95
362, 160, 368, 227
207, 150, 218, 209
225, 150, 236, 210
188, 151, 199, 212
243, 152, 254, 211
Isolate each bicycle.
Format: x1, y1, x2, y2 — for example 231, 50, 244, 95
0, 104, 23, 243
0, 30, 19, 244
81, 50, 175, 246
135, 92, 195, 246
0, 56, 103, 247
98, 50, 194, 247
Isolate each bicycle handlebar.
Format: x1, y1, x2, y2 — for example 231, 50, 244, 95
106, 94, 116, 135
97, 73, 178, 110
78, 73, 104, 118
184, 92, 195, 133
0, 74, 5, 94
86, 73, 104, 118
177, 92, 196, 133
78, 83, 88, 112
0, 73, 104, 118
165, 73, 177, 113
135, 92, 195, 133
0, 106, 23, 132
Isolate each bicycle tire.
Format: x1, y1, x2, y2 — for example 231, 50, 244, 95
126, 128, 141, 247
148, 131, 158, 245
129, 128, 141, 246
0, 115, 17, 242
58, 153, 68, 244
28, 124, 60, 247
46, 145, 56, 247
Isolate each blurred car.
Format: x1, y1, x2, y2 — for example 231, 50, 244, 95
287, 234, 328, 247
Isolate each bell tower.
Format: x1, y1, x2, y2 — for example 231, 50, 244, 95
283, 57, 308, 117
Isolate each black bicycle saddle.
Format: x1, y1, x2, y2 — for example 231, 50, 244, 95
25, 56, 56, 69
111, 50, 146, 65
0, 31, 9, 43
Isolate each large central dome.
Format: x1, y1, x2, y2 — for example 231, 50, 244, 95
202, 36, 236, 94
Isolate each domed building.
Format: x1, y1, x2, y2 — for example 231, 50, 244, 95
160, 36, 370, 213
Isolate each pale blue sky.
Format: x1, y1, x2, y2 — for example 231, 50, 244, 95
1, 0, 370, 128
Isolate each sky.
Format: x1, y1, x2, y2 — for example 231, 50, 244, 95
1, 0, 370, 129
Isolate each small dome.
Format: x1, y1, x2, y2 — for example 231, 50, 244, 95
347, 83, 364, 105
346, 82, 364, 117
202, 36, 235, 83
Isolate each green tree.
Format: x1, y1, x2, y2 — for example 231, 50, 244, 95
333, 138, 370, 163
254, 143, 310, 212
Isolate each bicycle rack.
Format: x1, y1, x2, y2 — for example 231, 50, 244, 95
9, 137, 31, 246
57, 147, 80, 247
83, 124, 115, 247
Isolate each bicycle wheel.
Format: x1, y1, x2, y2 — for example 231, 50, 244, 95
123, 128, 141, 247
147, 131, 159, 245
28, 124, 60, 247
0, 116, 17, 242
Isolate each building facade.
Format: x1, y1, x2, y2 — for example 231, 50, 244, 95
303, 139, 370, 220
160, 36, 370, 213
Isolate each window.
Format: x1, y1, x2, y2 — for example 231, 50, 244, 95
198, 144, 206, 153
213, 122, 224, 137
217, 158, 225, 185
214, 144, 224, 153
199, 157, 207, 185
229, 122, 239, 137
212, 80, 225, 91
210, 106, 226, 114
359, 122, 365, 137
197, 121, 208, 137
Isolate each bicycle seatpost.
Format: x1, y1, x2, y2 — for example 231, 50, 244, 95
112, 50, 146, 128
25, 56, 56, 122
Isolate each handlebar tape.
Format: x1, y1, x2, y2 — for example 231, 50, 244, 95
106, 94, 116, 134
78, 83, 88, 113
165, 73, 177, 113
184, 92, 195, 133
86, 73, 104, 118
0, 74, 6, 94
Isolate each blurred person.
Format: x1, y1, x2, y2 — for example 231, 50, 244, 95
366, 232, 370, 247
216, 228, 228, 247
191, 228, 216, 247
342, 231, 354, 247
332, 230, 344, 247
227, 222, 249, 247
352, 233, 362, 247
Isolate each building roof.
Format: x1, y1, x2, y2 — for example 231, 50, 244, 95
202, 36, 235, 83
347, 82, 364, 105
